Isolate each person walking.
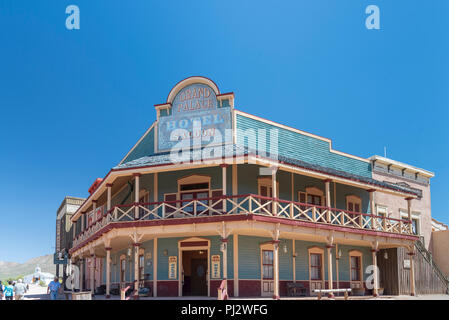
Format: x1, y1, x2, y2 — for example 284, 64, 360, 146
3, 281, 14, 300
14, 279, 27, 300
47, 277, 61, 300
0, 281, 4, 300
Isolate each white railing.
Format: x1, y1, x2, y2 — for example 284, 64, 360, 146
72, 194, 413, 247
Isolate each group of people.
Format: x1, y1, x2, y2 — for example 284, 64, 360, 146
0, 277, 61, 300
0, 279, 28, 300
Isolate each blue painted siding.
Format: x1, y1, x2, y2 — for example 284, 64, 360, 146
122, 124, 155, 164
236, 114, 371, 178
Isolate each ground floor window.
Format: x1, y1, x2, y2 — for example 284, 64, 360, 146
349, 250, 363, 285
310, 253, 322, 280
262, 250, 274, 279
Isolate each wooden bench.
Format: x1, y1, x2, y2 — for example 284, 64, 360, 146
313, 288, 351, 300
287, 282, 307, 297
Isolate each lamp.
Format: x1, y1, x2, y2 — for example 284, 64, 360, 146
283, 243, 288, 254
163, 249, 168, 256
384, 251, 388, 260
338, 250, 342, 259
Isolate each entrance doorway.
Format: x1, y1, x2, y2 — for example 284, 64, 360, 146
182, 250, 208, 296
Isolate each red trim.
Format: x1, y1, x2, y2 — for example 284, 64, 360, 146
217, 92, 234, 97
106, 183, 113, 188
180, 241, 208, 247
70, 213, 418, 254
154, 102, 172, 107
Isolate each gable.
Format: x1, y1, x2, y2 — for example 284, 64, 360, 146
119, 122, 155, 165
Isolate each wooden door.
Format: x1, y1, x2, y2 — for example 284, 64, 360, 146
261, 250, 274, 296
190, 258, 208, 296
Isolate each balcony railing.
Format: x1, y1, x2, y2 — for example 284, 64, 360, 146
73, 194, 413, 248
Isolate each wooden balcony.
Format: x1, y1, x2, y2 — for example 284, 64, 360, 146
72, 194, 413, 248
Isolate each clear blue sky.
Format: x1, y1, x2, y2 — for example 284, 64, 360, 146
0, 0, 448, 262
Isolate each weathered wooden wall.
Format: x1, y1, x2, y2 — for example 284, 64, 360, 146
379, 247, 448, 296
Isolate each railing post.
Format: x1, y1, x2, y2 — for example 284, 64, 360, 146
221, 164, 228, 213
406, 197, 413, 234
272, 167, 278, 216
312, 206, 317, 222
249, 195, 253, 214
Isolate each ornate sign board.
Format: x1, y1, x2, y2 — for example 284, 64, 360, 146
211, 254, 221, 279
168, 256, 177, 279
157, 83, 232, 152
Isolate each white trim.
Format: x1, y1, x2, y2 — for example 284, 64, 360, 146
369, 155, 434, 178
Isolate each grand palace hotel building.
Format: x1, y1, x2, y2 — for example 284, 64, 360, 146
64, 77, 448, 299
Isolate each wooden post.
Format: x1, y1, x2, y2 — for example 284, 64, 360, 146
133, 243, 140, 299
105, 247, 111, 298
233, 233, 239, 297
272, 167, 278, 216
369, 190, 376, 230
371, 246, 379, 297
406, 198, 413, 234
335, 243, 340, 293
153, 238, 157, 297
221, 164, 227, 212
325, 179, 331, 223
134, 173, 140, 219
326, 243, 334, 298
273, 240, 280, 300
292, 239, 296, 283
221, 238, 228, 293
106, 184, 113, 211
409, 248, 416, 296
90, 254, 95, 294
80, 258, 84, 291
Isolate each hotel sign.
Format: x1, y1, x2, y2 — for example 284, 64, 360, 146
158, 83, 232, 152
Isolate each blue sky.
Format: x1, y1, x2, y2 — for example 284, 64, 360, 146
0, 0, 447, 263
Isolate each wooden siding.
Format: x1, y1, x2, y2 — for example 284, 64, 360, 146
378, 247, 448, 295
236, 113, 372, 178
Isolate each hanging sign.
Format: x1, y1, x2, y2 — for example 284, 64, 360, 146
168, 256, 177, 279
211, 255, 221, 279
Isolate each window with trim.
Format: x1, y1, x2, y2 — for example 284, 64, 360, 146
310, 253, 322, 280
346, 195, 362, 226
262, 250, 274, 280
349, 250, 363, 284
400, 210, 421, 236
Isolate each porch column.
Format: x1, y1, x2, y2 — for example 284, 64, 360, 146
272, 240, 280, 300
408, 247, 416, 296
79, 258, 84, 291
292, 239, 296, 283
134, 173, 141, 219
271, 167, 278, 216
371, 245, 379, 297
326, 243, 334, 298
369, 190, 376, 230
221, 238, 228, 294
233, 233, 239, 297
221, 164, 228, 212
133, 243, 140, 299
335, 244, 340, 292
106, 183, 113, 211
105, 247, 111, 298
81, 212, 85, 231
324, 179, 331, 223
153, 238, 158, 297
73, 221, 76, 241
90, 254, 95, 294
406, 197, 413, 234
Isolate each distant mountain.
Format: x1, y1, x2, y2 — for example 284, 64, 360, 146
0, 254, 56, 281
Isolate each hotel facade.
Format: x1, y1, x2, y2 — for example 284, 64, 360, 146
67, 77, 447, 298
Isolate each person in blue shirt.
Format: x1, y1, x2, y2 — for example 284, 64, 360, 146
4, 281, 14, 300
47, 277, 61, 300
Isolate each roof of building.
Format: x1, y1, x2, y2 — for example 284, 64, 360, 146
114, 145, 421, 197
369, 155, 434, 178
